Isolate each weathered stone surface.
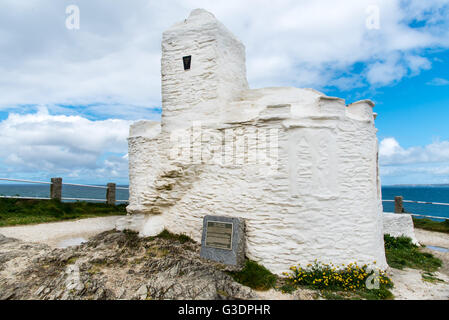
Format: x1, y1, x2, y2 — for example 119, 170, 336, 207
0, 234, 18, 245
106, 183, 116, 205
200, 215, 245, 268
50, 177, 62, 200
0, 230, 257, 300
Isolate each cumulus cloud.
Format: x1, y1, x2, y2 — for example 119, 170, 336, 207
380, 163, 449, 185
426, 77, 449, 86
366, 56, 408, 86
0, 107, 132, 182
406, 55, 432, 74
381, 165, 449, 177
379, 137, 449, 165
1, 0, 449, 112
379, 137, 449, 184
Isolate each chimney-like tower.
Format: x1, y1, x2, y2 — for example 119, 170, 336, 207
161, 9, 249, 132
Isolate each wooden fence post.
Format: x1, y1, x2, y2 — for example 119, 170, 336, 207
50, 177, 62, 201
394, 196, 403, 213
106, 183, 116, 205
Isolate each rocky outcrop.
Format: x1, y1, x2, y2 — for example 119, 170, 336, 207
0, 231, 255, 300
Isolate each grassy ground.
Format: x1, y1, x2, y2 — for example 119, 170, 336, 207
413, 217, 449, 234
384, 234, 442, 272
228, 260, 277, 291
0, 198, 127, 227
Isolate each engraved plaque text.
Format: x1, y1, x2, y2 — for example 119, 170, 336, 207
205, 221, 233, 250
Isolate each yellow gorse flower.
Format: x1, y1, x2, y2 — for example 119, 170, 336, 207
284, 260, 391, 292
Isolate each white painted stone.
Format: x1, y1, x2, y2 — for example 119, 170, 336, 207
140, 214, 166, 237
126, 9, 388, 274
383, 213, 420, 245
127, 122, 161, 215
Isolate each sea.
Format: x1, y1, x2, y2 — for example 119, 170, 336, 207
381, 185, 449, 219
0, 183, 129, 204
1, 184, 449, 220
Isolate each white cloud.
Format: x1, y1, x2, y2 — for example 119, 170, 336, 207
427, 77, 449, 86
379, 137, 402, 158
0, 108, 132, 182
365, 53, 432, 86
382, 165, 449, 176
405, 55, 432, 74
366, 55, 408, 86
379, 137, 449, 184
379, 137, 449, 165
1, 0, 449, 111
380, 163, 449, 185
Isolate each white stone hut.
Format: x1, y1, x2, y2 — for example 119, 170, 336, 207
125, 9, 387, 274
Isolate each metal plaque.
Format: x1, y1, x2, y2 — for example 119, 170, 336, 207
205, 221, 233, 250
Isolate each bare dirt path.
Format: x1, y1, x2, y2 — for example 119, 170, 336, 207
389, 228, 449, 300
0, 216, 123, 247
415, 229, 449, 250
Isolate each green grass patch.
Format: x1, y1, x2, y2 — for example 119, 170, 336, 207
278, 283, 297, 294
421, 272, 445, 283
151, 229, 194, 244
228, 260, 277, 291
413, 217, 449, 234
355, 286, 394, 300
0, 198, 126, 226
384, 234, 442, 272
319, 290, 387, 300
65, 257, 79, 265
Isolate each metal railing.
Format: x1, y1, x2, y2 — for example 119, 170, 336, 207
0, 177, 128, 205
383, 196, 449, 221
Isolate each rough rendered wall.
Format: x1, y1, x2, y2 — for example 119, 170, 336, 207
127, 121, 161, 214
161, 106, 385, 274
383, 213, 419, 245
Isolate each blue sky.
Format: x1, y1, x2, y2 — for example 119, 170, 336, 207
1, 0, 449, 185
327, 50, 449, 147
330, 48, 449, 185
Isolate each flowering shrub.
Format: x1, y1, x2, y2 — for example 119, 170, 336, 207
283, 260, 393, 293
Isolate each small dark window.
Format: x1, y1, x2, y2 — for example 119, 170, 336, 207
183, 55, 191, 70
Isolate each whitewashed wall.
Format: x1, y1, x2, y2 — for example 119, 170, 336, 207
383, 213, 420, 245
